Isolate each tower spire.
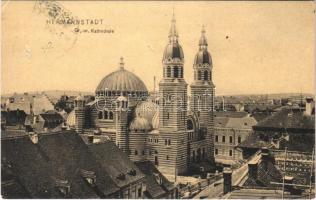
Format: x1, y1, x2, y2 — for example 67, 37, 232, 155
168, 11, 178, 43
199, 25, 208, 50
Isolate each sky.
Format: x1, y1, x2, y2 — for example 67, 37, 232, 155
1, 1, 315, 95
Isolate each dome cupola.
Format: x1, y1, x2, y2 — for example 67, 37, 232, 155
95, 57, 148, 97
129, 117, 152, 132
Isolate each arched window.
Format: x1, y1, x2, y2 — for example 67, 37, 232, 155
187, 119, 194, 130
198, 70, 202, 80
109, 111, 114, 120
104, 111, 108, 119
98, 111, 103, 119
174, 66, 179, 78
204, 70, 208, 81
238, 136, 241, 144
180, 67, 183, 78
167, 66, 171, 78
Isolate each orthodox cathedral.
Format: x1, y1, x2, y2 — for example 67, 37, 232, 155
72, 15, 216, 177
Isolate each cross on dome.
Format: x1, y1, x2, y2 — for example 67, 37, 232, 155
199, 25, 208, 50
168, 11, 178, 43
119, 57, 125, 70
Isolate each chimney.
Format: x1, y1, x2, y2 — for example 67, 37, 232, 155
248, 160, 258, 180
305, 97, 313, 116
223, 167, 232, 195
261, 147, 270, 171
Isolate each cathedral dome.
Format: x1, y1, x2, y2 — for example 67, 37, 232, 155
194, 50, 212, 65
95, 58, 148, 94
152, 112, 159, 130
129, 117, 152, 131
135, 101, 159, 122
163, 43, 184, 61
66, 110, 75, 127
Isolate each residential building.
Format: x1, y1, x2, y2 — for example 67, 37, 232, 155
214, 112, 257, 166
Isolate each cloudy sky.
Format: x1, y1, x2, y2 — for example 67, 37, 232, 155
2, 1, 315, 95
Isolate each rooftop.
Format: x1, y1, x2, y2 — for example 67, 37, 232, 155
135, 161, 174, 198
254, 107, 315, 132
1, 130, 146, 198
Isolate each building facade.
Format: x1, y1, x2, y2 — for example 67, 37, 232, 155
214, 113, 257, 166
72, 15, 216, 177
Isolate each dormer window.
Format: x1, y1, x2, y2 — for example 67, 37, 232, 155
36, 116, 40, 123
81, 169, 96, 185
127, 169, 137, 176
117, 173, 126, 180
29, 133, 38, 144
154, 173, 163, 185
55, 179, 70, 196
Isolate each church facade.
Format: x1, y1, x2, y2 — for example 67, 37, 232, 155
73, 15, 216, 177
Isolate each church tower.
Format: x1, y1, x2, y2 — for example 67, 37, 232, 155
158, 14, 188, 176
190, 26, 215, 162
74, 94, 85, 134
115, 95, 129, 154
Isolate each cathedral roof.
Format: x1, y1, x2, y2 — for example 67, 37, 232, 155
163, 43, 184, 61
66, 110, 75, 127
95, 58, 147, 94
129, 117, 152, 131
152, 112, 159, 130
194, 50, 212, 65
134, 101, 159, 123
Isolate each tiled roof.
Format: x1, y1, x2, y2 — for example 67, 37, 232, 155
1, 110, 27, 126
254, 107, 315, 132
88, 141, 145, 188
237, 133, 273, 149
243, 160, 282, 188
32, 96, 55, 115
1, 131, 121, 198
135, 161, 174, 198
214, 116, 257, 129
225, 117, 257, 129
214, 111, 248, 118
251, 112, 272, 123
39, 112, 64, 128
2, 135, 62, 198
1, 162, 31, 198
5, 94, 54, 115
214, 117, 229, 128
